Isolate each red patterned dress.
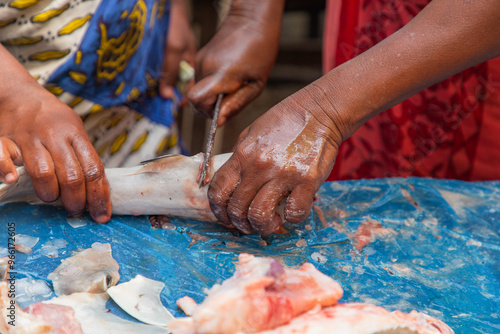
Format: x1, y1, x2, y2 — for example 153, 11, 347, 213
324, 0, 500, 181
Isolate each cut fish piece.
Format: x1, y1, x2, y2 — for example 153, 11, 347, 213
171, 253, 344, 334
48, 242, 120, 296
0, 258, 84, 334
256, 303, 454, 334
107, 275, 174, 327
0, 153, 233, 222
44, 292, 170, 334
177, 296, 197, 316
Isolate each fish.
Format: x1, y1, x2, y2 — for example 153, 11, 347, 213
170, 253, 344, 334
0, 153, 232, 222
169, 254, 454, 334
255, 303, 454, 334
48, 242, 120, 296
44, 292, 170, 334
0, 258, 84, 334
107, 275, 175, 327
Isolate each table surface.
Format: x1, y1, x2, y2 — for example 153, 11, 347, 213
1, 177, 499, 334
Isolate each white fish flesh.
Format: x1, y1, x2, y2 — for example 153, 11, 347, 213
0, 153, 232, 222
44, 292, 170, 334
107, 275, 175, 327
169, 254, 454, 334
170, 253, 344, 333
48, 242, 120, 296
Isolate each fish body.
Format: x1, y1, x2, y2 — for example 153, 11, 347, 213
0, 153, 231, 222
48, 242, 120, 296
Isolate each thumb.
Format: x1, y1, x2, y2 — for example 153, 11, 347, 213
0, 137, 23, 183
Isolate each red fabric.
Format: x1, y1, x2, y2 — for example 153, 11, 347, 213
324, 0, 500, 181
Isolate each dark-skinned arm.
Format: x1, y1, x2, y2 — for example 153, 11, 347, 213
207, 0, 500, 235
0, 44, 111, 223
187, 0, 285, 126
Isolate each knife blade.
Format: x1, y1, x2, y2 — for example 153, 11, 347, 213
198, 93, 223, 188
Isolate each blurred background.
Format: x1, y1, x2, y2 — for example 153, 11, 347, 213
180, 0, 325, 155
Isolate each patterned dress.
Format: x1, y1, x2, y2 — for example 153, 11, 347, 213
324, 0, 500, 181
0, 0, 182, 167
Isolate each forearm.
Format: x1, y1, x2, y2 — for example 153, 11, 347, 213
312, 0, 500, 140
227, 0, 285, 32
0, 45, 41, 109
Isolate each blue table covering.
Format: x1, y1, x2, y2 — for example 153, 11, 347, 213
1, 177, 499, 334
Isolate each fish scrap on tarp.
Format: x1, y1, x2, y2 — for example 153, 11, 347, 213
0, 177, 498, 334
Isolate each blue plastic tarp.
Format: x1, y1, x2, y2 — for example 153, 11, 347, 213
1, 177, 499, 333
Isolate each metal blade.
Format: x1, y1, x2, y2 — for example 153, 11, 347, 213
198, 93, 223, 188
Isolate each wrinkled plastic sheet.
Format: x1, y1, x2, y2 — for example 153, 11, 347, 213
0, 177, 499, 334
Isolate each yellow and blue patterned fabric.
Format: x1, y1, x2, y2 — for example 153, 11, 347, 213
0, 0, 177, 126
0, 0, 182, 167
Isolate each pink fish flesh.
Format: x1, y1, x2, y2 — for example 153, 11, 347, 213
0, 258, 84, 334
170, 254, 454, 334
170, 253, 344, 333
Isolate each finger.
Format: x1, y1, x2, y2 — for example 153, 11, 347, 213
72, 135, 111, 224
159, 49, 182, 99
187, 75, 240, 117
248, 182, 288, 236
226, 175, 265, 235
284, 183, 316, 224
207, 157, 241, 228
22, 143, 59, 203
217, 83, 262, 126
0, 138, 22, 183
48, 142, 86, 216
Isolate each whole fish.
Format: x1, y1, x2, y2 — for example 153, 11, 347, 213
0, 153, 232, 222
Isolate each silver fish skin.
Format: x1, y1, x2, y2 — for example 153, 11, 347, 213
0, 153, 231, 222
48, 242, 120, 296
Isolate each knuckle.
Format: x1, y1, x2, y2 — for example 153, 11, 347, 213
32, 168, 54, 184
248, 208, 272, 227
207, 187, 226, 207
61, 173, 84, 190
227, 204, 247, 222
83, 165, 105, 183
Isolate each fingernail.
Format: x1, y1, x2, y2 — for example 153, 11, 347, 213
68, 210, 85, 218
94, 213, 111, 224
5, 173, 16, 183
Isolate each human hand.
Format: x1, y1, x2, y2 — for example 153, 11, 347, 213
207, 85, 345, 235
187, 0, 284, 126
0, 80, 111, 223
159, 0, 196, 99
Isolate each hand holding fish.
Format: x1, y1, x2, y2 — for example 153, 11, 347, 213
208, 87, 343, 235
0, 45, 111, 223
187, 0, 284, 126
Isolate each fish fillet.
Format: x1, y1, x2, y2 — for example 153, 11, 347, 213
169, 254, 454, 334
0, 153, 232, 222
171, 253, 344, 333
